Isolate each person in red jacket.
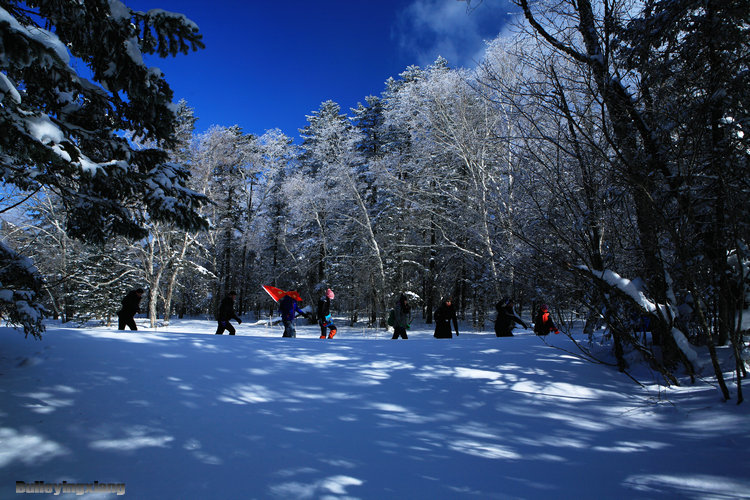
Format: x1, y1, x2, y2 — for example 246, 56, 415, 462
533, 304, 559, 335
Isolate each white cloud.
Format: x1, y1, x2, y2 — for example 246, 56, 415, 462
394, 0, 514, 68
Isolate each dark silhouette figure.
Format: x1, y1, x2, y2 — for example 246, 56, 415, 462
391, 294, 411, 340
216, 291, 242, 335
118, 288, 144, 330
494, 297, 528, 337
434, 296, 459, 338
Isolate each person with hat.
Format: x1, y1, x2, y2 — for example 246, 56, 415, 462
434, 296, 459, 338
317, 288, 337, 339
494, 296, 528, 337
533, 303, 560, 335
216, 290, 242, 335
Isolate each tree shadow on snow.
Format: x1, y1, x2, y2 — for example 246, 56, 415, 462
0, 326, 748, 499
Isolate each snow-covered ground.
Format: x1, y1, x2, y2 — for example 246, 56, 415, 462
1, 317, 748, 499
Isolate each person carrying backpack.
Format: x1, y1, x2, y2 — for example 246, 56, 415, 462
117, 287, 144, 330
317, 288, 337, 339
389, 294, 411, 340
534, 304, 559, 335
279, 293, 308, 338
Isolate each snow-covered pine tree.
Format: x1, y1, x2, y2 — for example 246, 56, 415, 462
294, 101, 354, 294
378, 66, 436, 321
192, 125, 257, 316
250, 129, 301, 313
352, 95, 398, 325
158, 101, 207, 325
0, 0, 208, 337
8, 191, 142, 326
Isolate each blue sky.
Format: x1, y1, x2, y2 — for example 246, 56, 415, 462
126, 0, 514, 140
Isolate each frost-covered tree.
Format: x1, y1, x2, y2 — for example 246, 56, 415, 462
156, 101, 207, 325
352, 95, 386, 161
513, 0, 692, 369
0, 0, 207, 337
192, 125, 257, 315
5, 193, 79, 323
7, 192, 141, 325
251, 129, 300, 306
422, 61, 511, 312
352, 95, 403, 324
378, 59, 514, 324
479, 37, 609, 310
504, 0, 749, 395
618, 0, 750, 350
378, 65, 441, 320
136, 101, 219, 325
294, 101, 353, 290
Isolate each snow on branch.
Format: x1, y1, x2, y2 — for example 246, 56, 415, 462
0, 241, 45, 338
581, 266, 668, 316
579, 265, 700, 367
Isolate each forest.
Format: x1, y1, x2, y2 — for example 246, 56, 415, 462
0, 0, 748, 398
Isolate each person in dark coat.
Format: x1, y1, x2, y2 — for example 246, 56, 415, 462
494, 297, 528, 337
434, 296, 459, 338
533, 304, 559, 335
317, 288, 337, 339
118, 288, 144, 330
279, 293, 308, 338
216, 291, 242, 335
391, 294, 411, 340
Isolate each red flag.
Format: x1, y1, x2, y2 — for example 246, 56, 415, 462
262, 285, 302, 302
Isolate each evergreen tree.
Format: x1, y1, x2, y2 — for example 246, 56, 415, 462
0, 0, 207, 337
295, 100, 354, 289
252, 129, 300, 305
193, 125, 257, 315
618, 0, 750, 349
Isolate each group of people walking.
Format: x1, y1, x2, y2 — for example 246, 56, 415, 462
493, 297, 559, 337
118, 286, 559, 338
216, 287, 338, 338
277, 287, 337, 339
386, 294, 459, 339
386, 294, 558, 340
